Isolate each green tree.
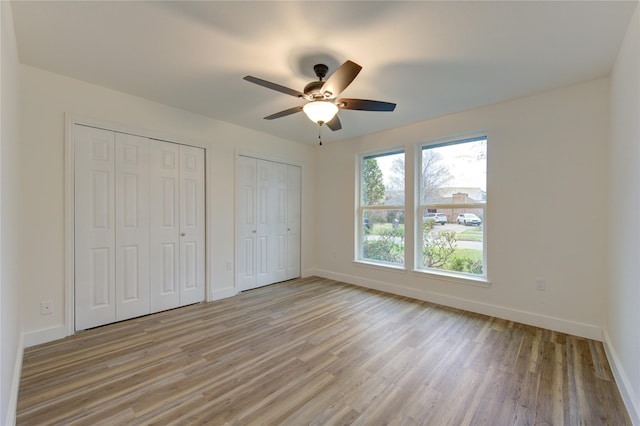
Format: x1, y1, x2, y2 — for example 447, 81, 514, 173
362, 158, 385, 205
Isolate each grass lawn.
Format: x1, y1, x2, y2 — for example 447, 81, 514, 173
371, 223, 405, 234
456, 228, 483, 242
452, 248, 483, 262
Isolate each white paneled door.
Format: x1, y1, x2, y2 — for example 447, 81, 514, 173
178, 145, 206, 305
75, 125, 205, 330
236, 156, 257, 291
149, 142, 205, 310
236, 156, 301, 291
74, 126, 117, 330
114, 133, 151, 321
286, 165, 301, 280
149, 141, 180, 312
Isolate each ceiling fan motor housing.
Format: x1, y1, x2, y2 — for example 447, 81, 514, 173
304, 81, 326, 98
305, 64, 332, 99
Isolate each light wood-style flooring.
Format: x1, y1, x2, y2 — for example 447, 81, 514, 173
18, 277, 631, 425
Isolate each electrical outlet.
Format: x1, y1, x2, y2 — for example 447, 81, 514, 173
225, 261, 232, 271
40, 301, 53, 315
536, 278, 546, 291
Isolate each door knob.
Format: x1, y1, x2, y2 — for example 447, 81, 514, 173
180, 232, 186, 236
252, 230, 257, 233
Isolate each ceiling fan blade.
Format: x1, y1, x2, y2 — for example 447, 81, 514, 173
243, 76, 305, 98
326, 115, 342, 131
320, 60, 362, 98
263, 105, 304, 120
337, 98, 396, 112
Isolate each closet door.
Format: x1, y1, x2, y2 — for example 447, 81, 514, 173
236, 156, 257, 291
75, 125, 206, 331
286, 165, 301, 280
255, 159, 271, 287
149, 141, 180, 311
114, 134, 151, 321
261, 161, 288, 286
75, 126, 116, 330
236, 157, 301, 291
179, 145, 206, 305
150, 142, 205, 308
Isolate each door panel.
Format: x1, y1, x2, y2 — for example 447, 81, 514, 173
89, 248, 111, 307
268, 162, 288, 284
75, 125, 116, 330
91, 171, 111, 229
161, 243, 177, 293
115, 133, 150, 321
287, 165, 301, 280
236, 156, 257, 291
183, 242, 197, 289
257, 236, 268, 276
122, 246, 140, 300
179, 145, 205, 305
255, 160, 271, 287
150, 141, 181, 311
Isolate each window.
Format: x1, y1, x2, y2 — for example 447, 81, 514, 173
357, 150, 405, 266
418, 136, 487, 278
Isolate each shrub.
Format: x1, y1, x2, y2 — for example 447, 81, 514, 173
423, 229, 457, 268
362, 227, 404, 264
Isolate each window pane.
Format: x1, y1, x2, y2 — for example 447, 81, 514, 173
421, 138, 486, 205
362, 209, 405, 265
362, 151, 404, 206
422, 208, 483, 275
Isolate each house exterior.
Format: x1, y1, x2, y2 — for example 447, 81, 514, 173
424, 188, 485, 222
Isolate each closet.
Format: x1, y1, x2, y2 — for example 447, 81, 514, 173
74, 124, 205, 330
236, 156, 300, 291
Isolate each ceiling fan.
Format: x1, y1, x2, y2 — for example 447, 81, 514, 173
243, 60, 396, 134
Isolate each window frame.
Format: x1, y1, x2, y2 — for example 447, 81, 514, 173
355, 148, 406, 268
415, 134, 488, 281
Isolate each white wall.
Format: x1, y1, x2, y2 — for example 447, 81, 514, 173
1, 2, 23, 424
19, 65, 316, 345
607, 3, 640, 424
315, 78, 610, 340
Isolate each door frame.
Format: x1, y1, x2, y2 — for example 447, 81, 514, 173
64, 113, 210, 336
234, 151, 303, 292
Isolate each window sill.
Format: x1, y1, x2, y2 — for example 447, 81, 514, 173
412, 268, 491, 288
353, 259, 407, 273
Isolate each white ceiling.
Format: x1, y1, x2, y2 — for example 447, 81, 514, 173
10, 1, 638, 145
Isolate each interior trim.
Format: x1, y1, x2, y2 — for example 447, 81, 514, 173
603, 330, 640, 426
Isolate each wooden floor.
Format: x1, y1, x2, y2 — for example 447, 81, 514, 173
18, 277, 630, 425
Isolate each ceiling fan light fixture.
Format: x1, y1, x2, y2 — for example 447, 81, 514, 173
303, 101, 338, 124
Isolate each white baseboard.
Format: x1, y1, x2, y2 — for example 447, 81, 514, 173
211, 286, 237, 301
23, 325, 67, 348
5, 333, 24, 426
301, 269, 317, 279
313, 269, 603, 341
603, 330, 640, 426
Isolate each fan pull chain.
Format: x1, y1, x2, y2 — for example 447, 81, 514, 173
318, 124, 323, 146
